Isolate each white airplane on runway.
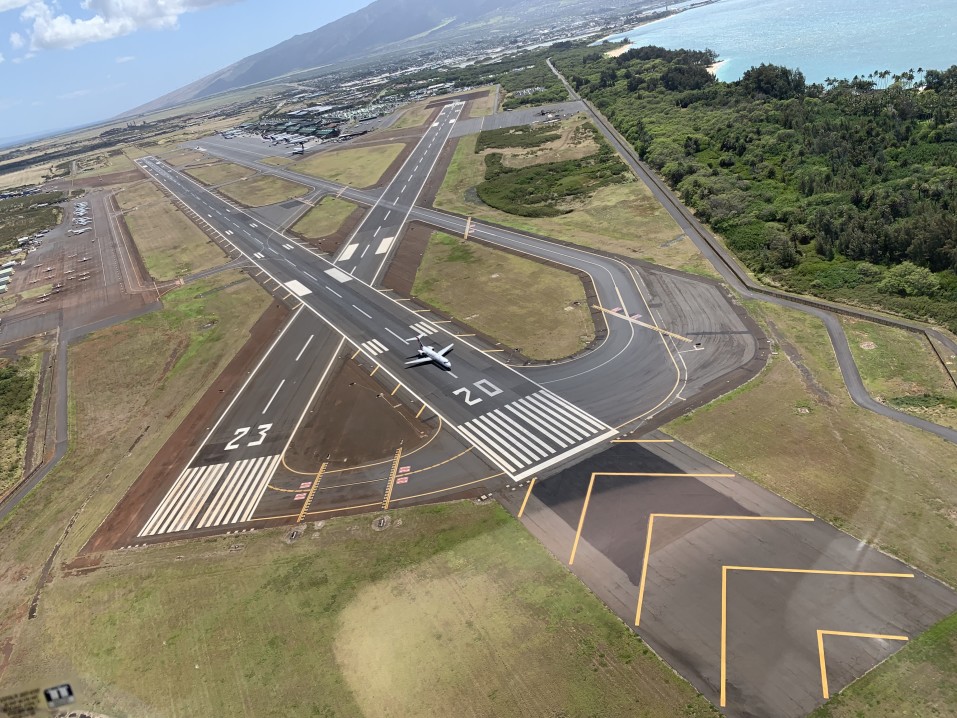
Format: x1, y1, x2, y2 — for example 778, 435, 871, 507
405, 336, 453, 370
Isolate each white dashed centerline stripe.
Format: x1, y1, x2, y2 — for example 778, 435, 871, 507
352, 304, 372, 319
263, 379, 285, 414
295, 334, 314, 361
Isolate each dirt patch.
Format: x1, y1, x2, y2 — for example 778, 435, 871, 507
80, 301, 291, 553
73, 168, 146, 188
284, 358, 430, 471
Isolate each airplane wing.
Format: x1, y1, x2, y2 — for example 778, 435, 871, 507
437, 344, 454, 357
405, 357, 433, 367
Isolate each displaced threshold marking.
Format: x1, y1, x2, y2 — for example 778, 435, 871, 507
324, 267, 352, 283
375, 236, 395, 255
285, 279, 311, 297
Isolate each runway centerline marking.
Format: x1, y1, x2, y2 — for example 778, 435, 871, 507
352, 304, 372, 319
295, 334, 314, 361
263, 379, 286, 414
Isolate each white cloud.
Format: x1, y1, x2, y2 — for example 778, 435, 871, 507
57, 88, 91, 100
0, 52, 4, 63
0, 0, 30, 12
115, 54, 134, 62
21, 0, 237, 51
9, 31, 23, 48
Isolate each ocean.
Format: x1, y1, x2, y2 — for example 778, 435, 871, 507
600, 0, 957, 83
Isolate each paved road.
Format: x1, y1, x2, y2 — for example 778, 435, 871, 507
545, 58, 957, 445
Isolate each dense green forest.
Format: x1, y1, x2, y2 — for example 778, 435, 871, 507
553, 45, 957, 330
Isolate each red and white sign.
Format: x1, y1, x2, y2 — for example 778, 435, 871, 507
294, 492, 307, 501
299, 482, 312, 490
396, 476, 409, 485
398, 466, 411, 474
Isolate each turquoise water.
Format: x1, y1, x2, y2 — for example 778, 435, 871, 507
601, 0, 957, 83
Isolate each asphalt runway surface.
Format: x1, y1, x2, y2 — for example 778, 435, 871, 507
509, 438, 957, 718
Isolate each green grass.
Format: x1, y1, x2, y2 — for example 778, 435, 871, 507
118, 181, 227, 280
0, 192, 64, 251
18, 282, 54, 300
75, 150, 136, 178
435, 133, 715, 276
291, 196, 357, 239
413, 231, 593, 360
810, 611, 957, 718
0, 354, 38, 497
667, 301, 957, 587
3, 502, 717, 718
475, 124, 561, 152
293, 143, 404, 188
842, 318, 957, 430
184, 162, 254, 186
391, 103, 434, 129
217, 174, 309, 207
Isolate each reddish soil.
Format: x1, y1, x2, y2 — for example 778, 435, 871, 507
80, 301, 292, 553
283, 357, 430, 473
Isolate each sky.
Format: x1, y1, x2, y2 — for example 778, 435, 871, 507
0, 0, 374, 144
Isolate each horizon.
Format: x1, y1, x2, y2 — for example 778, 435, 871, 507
0, 0, 373, 145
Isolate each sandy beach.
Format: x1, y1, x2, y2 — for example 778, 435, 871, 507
707, 59, 727, 75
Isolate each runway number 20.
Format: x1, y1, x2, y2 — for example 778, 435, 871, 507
225, 423, 273, 450
452, 380, 503, 406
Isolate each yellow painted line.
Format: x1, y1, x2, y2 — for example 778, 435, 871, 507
481, 348, 505, 353
464, 215, 472, 239
415, 404, 427, 419
614, 284, 628, 316
518, 477, 537, 518
593, 305, 693, 343
568, 472, 598, 565
396, 297, 412, 301
305, 501, 382, 516
634, 514, 814, 626
267, 485, 303, 493
391, 382, 401, 396
433, 319, 452, 323
817, 630, 908, 699
283, 292, 293, 301
381, 447, 403, 510
336, 185, 347, 197
297, 462, 327, 522
596, 472, 735, 477
412, 308, 430, 313
455, 334, 475, 337
613, 439, 673, 443
389, 472, 504, 503
720, 566, 913, 707
369, 365, 379, 377
403, 447, 472, 476
351, 348, 361, 359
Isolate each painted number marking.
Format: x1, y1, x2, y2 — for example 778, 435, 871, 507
452, 380, 503, 406
225, 423, 273, 450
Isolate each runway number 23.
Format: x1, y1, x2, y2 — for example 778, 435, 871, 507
452, 380, 502, 406
225, 423, 272, 450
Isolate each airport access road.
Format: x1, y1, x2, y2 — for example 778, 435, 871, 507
138, 155, 619, 483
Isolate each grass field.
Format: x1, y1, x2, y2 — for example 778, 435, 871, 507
842, 318, 957, 430
3, 501, 716, 718
0, 354, 38, 498
117, 181, 226, 280
75, 151, 136, 178
217, 174, 309, 207
392, 103, 434, 129
0, 192, 64, 250
810, 611, 957, 717
184, 161, 254, 186
467, 87, 496, 118
261, 155, 296, 167
435, 133, 715, 277
293, 143, 404, 188
668, 301, 957, 586
18, 283, 54, 300
291, 196, 357, 239
160, 148, 209, 167
413, 231, 594, 360
0, 272, 271, 660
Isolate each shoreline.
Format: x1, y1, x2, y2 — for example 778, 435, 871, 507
707, 59, 727, 76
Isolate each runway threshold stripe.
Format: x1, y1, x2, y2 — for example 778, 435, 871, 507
540, 390, 608, 431
149, 466, 212, 535
489, 409, 553, 459
532, 392, 600, 436
509, 400, 574, 447
470, 416, 536, 465
238, 454, 283, 523
457, 424, 517, 474
170, 463, 229, 533
139, 466, 197, 536
525, 394, 589, 440
198, 458, 258, 528
476, 413, 541, 463
215, 456, 268, 527
463, 419, 530, 469
339, 244, 358, 261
